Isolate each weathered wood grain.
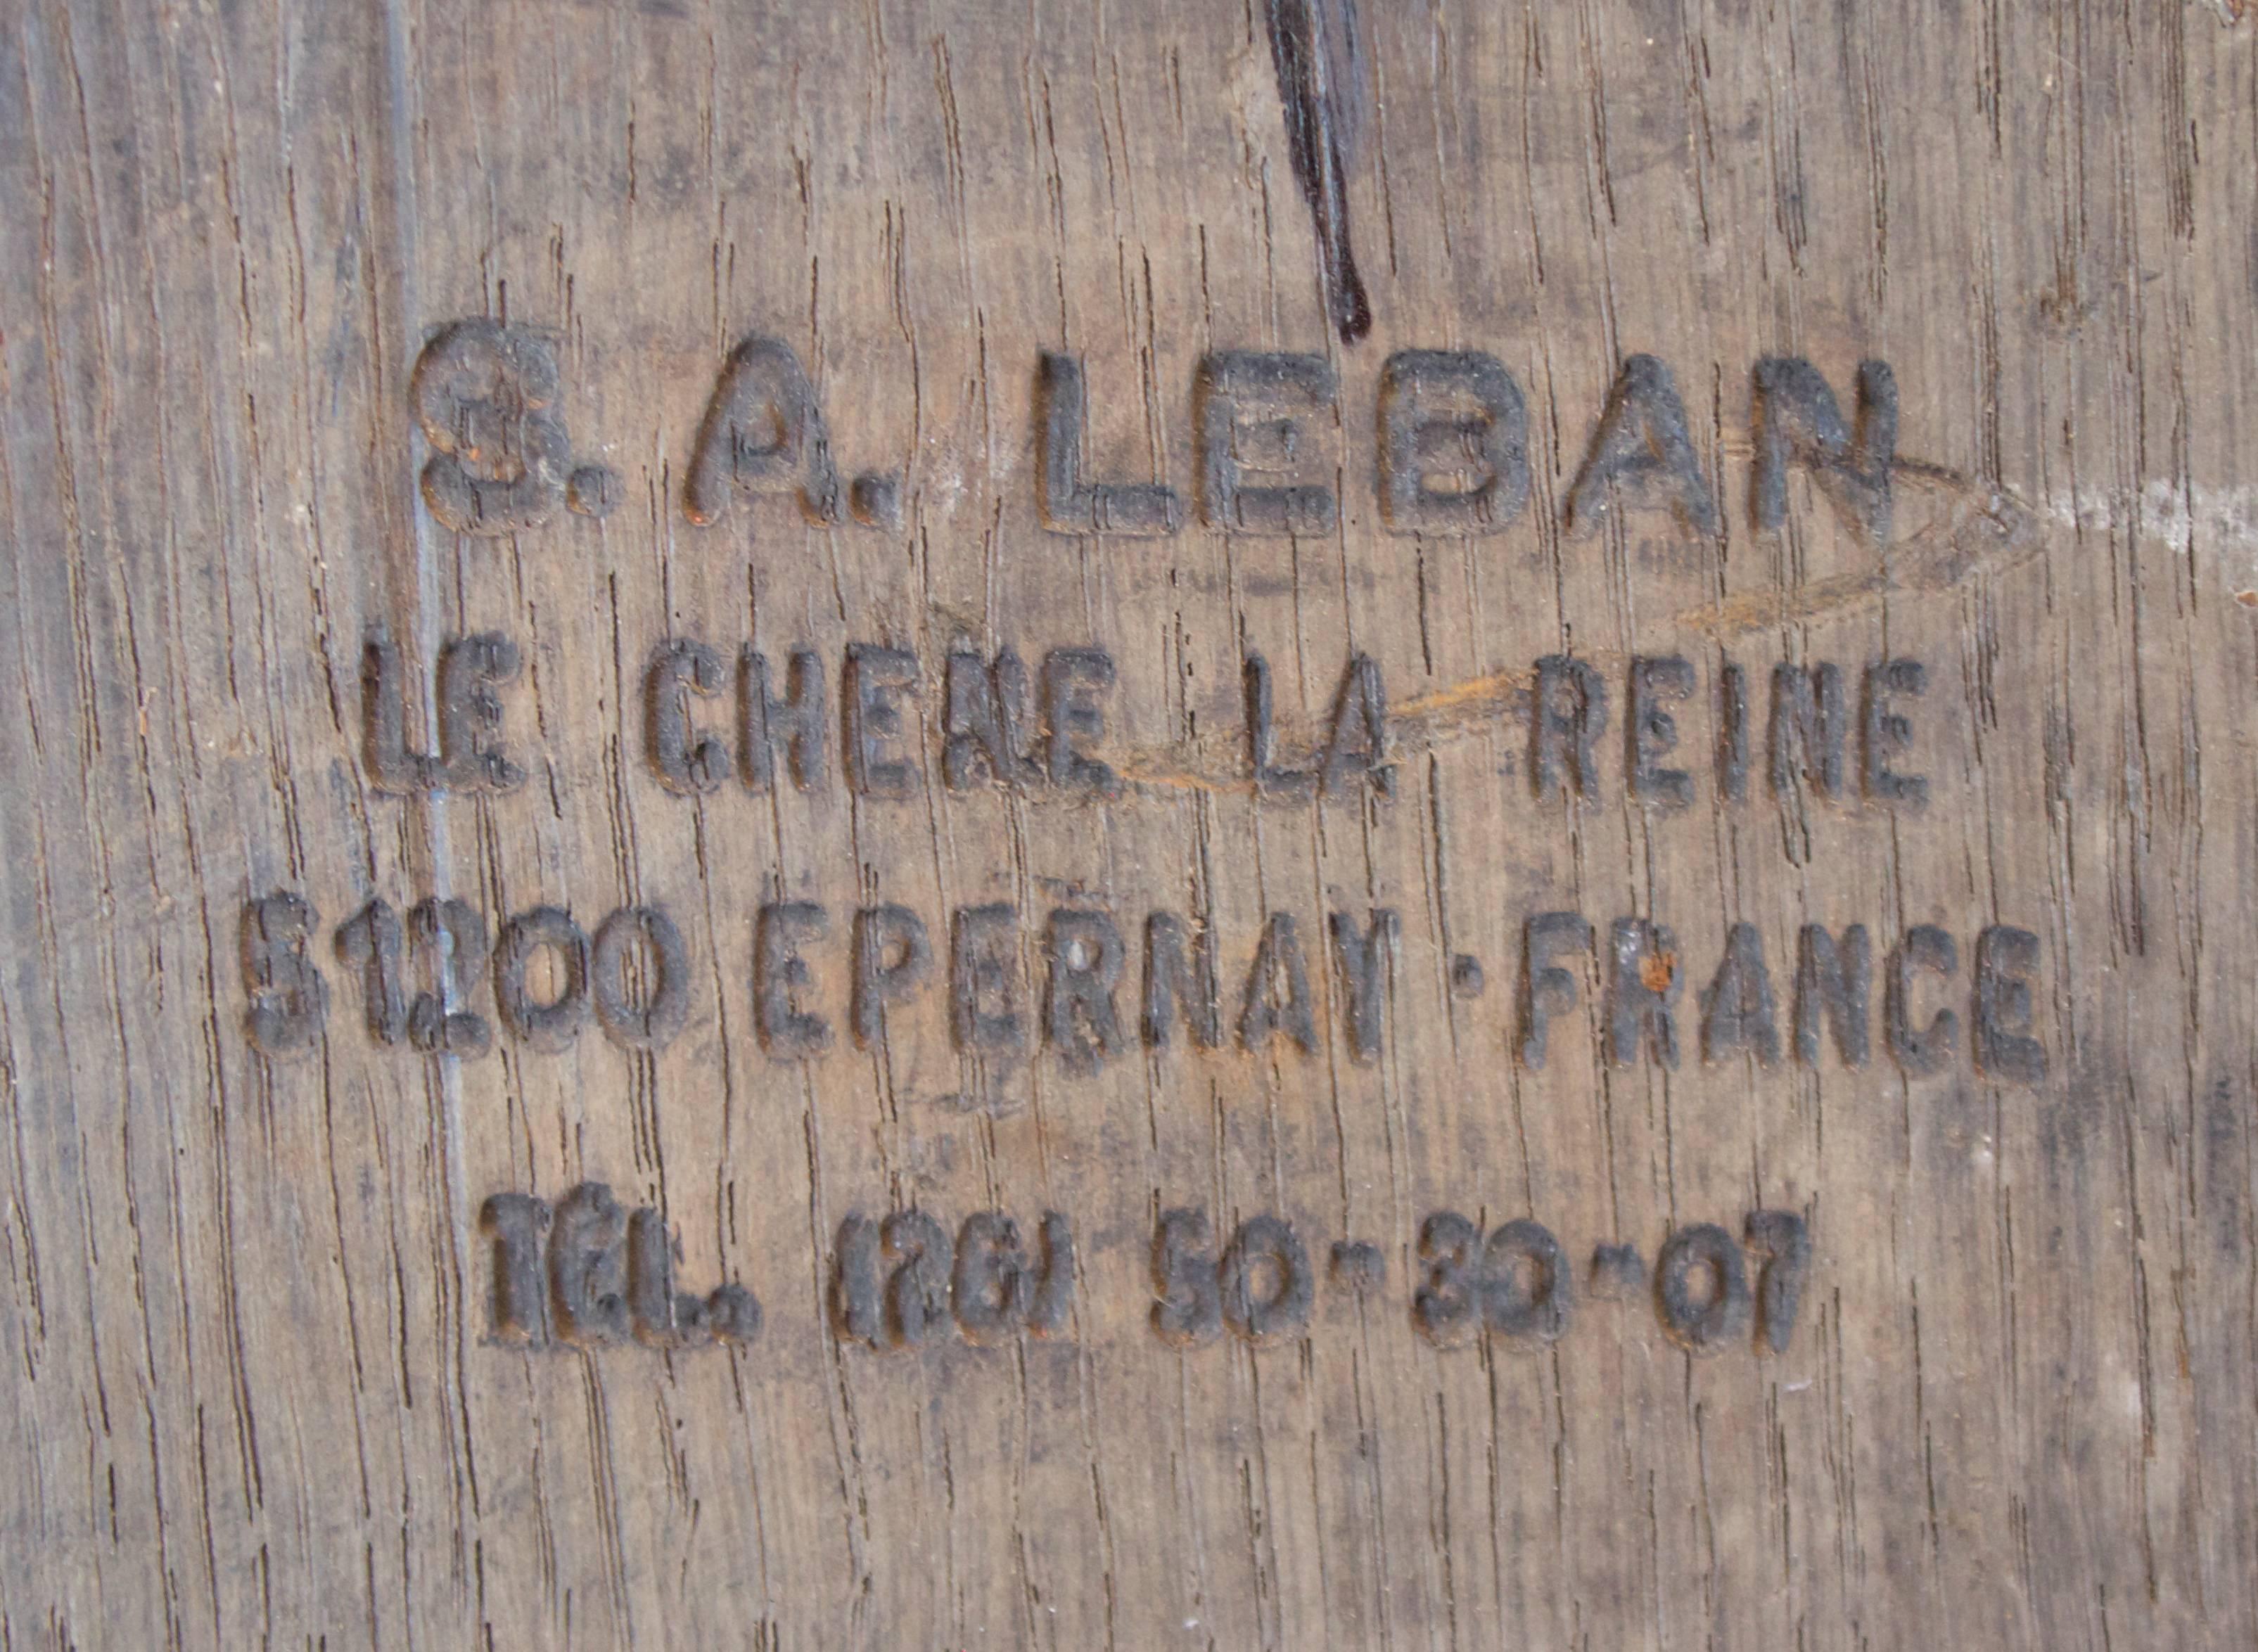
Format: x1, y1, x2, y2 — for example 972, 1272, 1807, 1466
2, 0, 2254, 1646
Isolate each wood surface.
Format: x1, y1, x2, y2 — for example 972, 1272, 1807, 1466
4, 0, 2256, 1645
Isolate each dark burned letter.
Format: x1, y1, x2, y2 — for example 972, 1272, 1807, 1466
685, 336, 841, 527
1219, 1216, 1313, 1345
494, 906, 590, 1051
362, 633, 523, 795
551, 1183, 631, 1346
625, 1206, 682, 1347
1152, 1208, 1221, 1347
1887, 924, 1959, 1077
1244, 653, 1314, 798
435, 634, 525, 793
952, 1212, 1033, 1347
1533, 655, 1608, 801
1862, 658, 1929, 807
881, 1210, 953, 1350
1654, 1223, 1752, 1353
1606, 917, 1681, 1069
1519, 911, 1593, 1069
625, 1206, 758, 1348
948, 1212, 1074, 1342
846, 643, 919, 799
1771, 662, 1848, 802
1037, 353, 1181, 534
362, 634, 436, 793
1042, 648, 1121, 797
1413, 1212, 1481, 1348
480, 1193, 551, 1345
1752, 357, 1898, 543
1144, 912, 1222, 1050
831, 1215, 885, 1349
1329, 909, 1398, 1065
756, 902, 832, 1057
1700, 922, 1781, 1066
1239, 912, 1318, 1056
1629, 655, 1696, 809
1794, 923, 1872, 1068
1027, 1212, 1076, 1336
1320, 653, 1393, 800
1045, 909, 1126, 1074
646, 639, 730, 796
834, 1214, 914, 1352
1565, 355, 1719, 537
740, 648, 829, 793
242, 892, 328, 1056
1198, 352, 1338, 535
412, 321, 579, 534
1717, 659, 1752, 802
951, 904, 1026, 1056
1481, 1219, 1572, 1344
592, 907, 690, 1051
943, 648, 1038, 790
406, 897, 492, 1056
852, 904, 930, 1049
1744, 1209, 1811, 1355
1377, 350, 1529, 535
701, 1282, 763, 1345
1975, 925, 2048, 1086
336, 898, 408, 1046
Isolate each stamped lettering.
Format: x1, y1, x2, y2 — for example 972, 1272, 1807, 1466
481, 1184, 759, 1350
1198, 352, 1339, 535
395, 338, 1946, 547
412, 320, 614, 535
1377, 350, 1529, 534
253, 885, 2047, 1089
831, 1208, 1073, 1350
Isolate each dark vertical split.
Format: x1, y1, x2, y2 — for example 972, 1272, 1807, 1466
1264, 0, 1373, 343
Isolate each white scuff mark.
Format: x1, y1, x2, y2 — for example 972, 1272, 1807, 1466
2042, 482, 2258, 601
